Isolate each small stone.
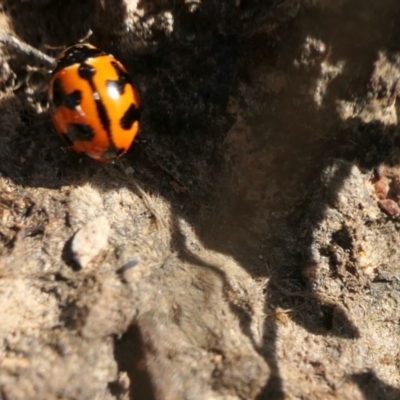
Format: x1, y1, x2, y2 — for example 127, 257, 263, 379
378, 199, 400, 217
374, 176, 389, 199
364, 267, 375, 277
71, 215, 110, 268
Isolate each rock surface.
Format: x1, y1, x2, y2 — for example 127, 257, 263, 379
0, 0, 400, 399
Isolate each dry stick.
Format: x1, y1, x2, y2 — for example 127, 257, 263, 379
0, 33, 56, 68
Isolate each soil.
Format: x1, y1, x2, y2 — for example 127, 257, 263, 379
0, 0, 400, 399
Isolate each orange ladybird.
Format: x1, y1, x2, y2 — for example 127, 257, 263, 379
48, 43, 141, 162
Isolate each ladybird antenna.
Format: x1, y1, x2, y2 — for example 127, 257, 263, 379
44, 28, 93, 50
44, 43, 65, 51
0, 32, 56, 68
80, 29, 93, 43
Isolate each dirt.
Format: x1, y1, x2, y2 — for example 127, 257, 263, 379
0, 0, 400, 399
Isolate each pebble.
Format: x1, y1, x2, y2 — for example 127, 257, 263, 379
71, 215, 110, 268
378, 199, 400, 217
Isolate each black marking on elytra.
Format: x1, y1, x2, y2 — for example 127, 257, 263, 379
65, 90, 82, 110
51, 78, 65, 107
120, 104, 141, 130
51, 78, 82, 110
78, 62, 112, 144
106, 61, 133, 96
52, 44, 105, 75
78, 62, 96, 81
107, 61, 141, 131
66, 123, 95, 142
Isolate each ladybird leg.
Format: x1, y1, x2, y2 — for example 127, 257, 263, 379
78, 29, 93, 44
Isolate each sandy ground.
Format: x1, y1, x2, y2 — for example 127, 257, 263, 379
0, 0, 400, 399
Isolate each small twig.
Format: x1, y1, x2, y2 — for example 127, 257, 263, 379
0, 33, 56, 68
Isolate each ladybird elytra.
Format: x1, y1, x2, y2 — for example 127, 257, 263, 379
48, 43, 141, 162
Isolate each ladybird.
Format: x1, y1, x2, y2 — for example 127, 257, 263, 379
48, 43, 141, 162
